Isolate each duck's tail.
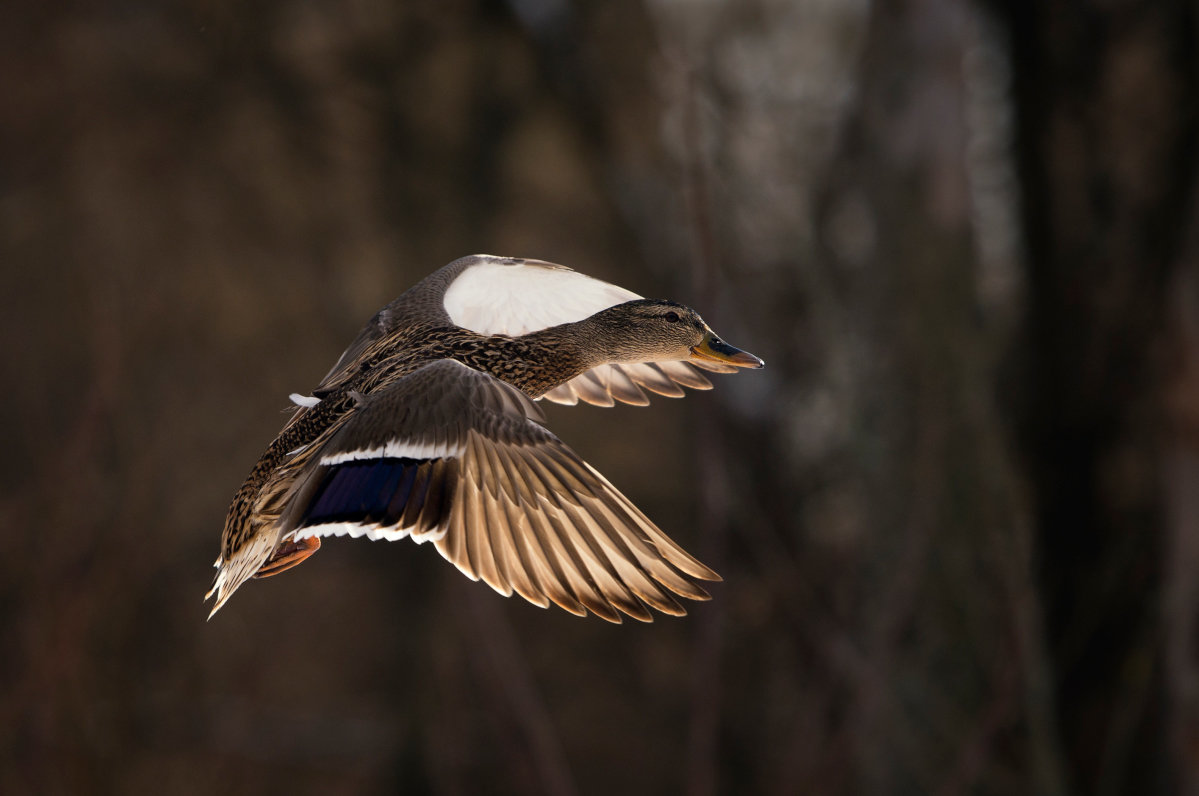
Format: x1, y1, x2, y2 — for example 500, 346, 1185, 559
204, 530, 278, 619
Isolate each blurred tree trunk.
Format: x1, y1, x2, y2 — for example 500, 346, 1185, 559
996, 1, 1199, 792
814, 1, 1049, 790
645, 0, 1062, 790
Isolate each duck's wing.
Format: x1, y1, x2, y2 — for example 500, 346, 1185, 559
312, 255, 481, 393
316, 255, 728, 405
444, 257, 732, 406
284, 359, 721, 622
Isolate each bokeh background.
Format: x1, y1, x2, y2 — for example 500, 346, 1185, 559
3, 1, 1198, 793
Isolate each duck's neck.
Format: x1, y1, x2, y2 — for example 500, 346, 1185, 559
442, 326, 581, 398
458, 311, 647, 395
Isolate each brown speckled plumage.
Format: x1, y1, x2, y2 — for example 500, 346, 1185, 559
220, 324, 587, 562
207, 255, 763, 621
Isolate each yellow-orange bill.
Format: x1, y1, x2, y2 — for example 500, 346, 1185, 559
689, 333, 764, 369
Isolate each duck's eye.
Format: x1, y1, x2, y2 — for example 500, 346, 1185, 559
663, 311, 680, 323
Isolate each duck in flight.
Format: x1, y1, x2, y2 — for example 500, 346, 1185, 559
207, 255, 763, 622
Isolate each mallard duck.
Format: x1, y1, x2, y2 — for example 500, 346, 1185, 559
207, 254, 763, 622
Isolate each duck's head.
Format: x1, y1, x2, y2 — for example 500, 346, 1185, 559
583, 299, 764, 369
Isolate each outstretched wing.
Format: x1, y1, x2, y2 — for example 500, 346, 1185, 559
319, 255, 722, 407
286, 359, 720, 622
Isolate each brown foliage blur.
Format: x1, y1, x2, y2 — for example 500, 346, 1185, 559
2, 0, 1197, 793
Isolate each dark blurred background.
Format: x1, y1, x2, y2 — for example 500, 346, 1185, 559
3, 0, 1198, 793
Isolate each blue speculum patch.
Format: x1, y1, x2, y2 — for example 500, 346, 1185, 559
302, 457, 432, 527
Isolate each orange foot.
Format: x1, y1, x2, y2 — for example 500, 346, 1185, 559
254, 536, 321, 579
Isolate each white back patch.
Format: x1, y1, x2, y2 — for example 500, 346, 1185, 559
443, 258, 641, 335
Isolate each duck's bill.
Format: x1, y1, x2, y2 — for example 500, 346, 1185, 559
689, 334, 764, 369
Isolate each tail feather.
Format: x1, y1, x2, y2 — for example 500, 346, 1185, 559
205, 531, 278, 619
